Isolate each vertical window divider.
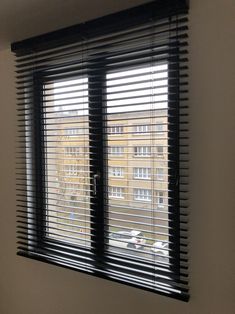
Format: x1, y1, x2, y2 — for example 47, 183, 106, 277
168, 17, 181, 278
88, 56, 107, 272
33, 73, 47, 250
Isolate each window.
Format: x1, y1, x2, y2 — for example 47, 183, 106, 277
134, 189, 152, 201
157, 191, 165, 208
134, 146, 151, 157
109, 167, 124, 177
64, 164, 79, 176
64, 146, 80, 156
156, 124, 164, 135
156, 145, 164, 157
13, 0, 189, 301
156, 168, 164, 181
64, 183, 78, 192
109, 126, 124, 135
109, 146, 124, 156
109, 187, 124, 198
134, 125, 150, 134
64, 128, 80, 136
133, 167, 151, 179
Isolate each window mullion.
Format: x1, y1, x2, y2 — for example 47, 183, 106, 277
168, 46, 180, 276
33, 74, 47, 248
88, 63, 107, 271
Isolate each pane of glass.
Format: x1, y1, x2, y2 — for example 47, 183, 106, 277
44, 77, 91, 247
105, 64, 169, 263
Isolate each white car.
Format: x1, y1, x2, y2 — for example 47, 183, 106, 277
151, 241, 169, 257
109, 230, 146, 249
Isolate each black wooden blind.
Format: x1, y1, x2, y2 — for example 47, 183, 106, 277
13, 0, 189, 301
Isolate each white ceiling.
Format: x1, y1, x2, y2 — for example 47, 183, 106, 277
0, 0, 149, 51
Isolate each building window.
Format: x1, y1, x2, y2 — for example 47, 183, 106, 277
83, 147, 89, 154
109, 167, 124, 177
64, 146, 80, 156
109, 126, 124, 134
64, 183, 78, 192
134, 188, 152, 201
133, 167, 151, 179
156, 146, 164, 157
109, 187, 124, 198
156, 168, 164, 181
13, 0, 189, 300
134, 125, 150, 134
109, 146, 124, 156
157, 191, 165, 208
64, 165, 79, 176
64, 128, 80, 136
156, 124, 164, 135
134, 146, 151, 157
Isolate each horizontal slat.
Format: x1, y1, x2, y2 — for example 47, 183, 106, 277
17, 73, 187, 96
16, 240, 187, 287
15, 40, 188, 78
16, 202, 188, 218
17, 224, 187, 247
16, 233, 188, 271
16, 68, 188, 90
16, 139, 186, 146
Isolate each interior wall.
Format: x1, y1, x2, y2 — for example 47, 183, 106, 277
0, 0, 234, 313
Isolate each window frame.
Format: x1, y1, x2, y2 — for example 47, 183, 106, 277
29, 54, 181, 296
32, 54, 179, 255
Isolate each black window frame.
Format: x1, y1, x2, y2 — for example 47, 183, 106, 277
31, 53, 181, 290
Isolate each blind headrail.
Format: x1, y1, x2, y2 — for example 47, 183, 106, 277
11, 0, 188, 55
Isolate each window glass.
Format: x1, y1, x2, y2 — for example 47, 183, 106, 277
106, 65, 169, 259
44, 78, 91, 246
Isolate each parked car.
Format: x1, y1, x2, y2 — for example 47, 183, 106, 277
108, 230, 146, 249
151, 241, 169, 257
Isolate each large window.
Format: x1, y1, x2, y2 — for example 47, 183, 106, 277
13, 0, 189, 301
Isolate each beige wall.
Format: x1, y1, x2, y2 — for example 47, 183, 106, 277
0, 0, 234, 313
